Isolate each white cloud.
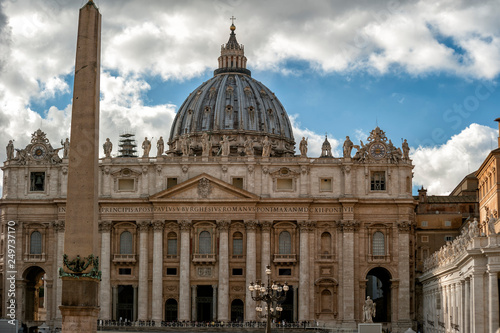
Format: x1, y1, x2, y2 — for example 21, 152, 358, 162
412, 123, 497, 195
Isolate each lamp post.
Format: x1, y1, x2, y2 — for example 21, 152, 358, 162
248, 265, 289, 333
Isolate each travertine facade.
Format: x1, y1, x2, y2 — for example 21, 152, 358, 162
0, 12, 417, 333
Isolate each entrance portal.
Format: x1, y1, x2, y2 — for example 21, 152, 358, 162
280, 286, 294, 322
23, 266, 45, 321
117, 285, 134, 321
366, 267, 391, 322
230, 299, 244, 322
165, 298, 178, 321
196, 285, 213, 322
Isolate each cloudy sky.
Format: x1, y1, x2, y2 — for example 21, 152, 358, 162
0, 0, 499, 195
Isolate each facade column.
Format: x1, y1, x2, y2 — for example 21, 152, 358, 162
137, 220, 150, 320
245, 220, 258, 321
464, 279, 470, 333
98, 220, 112, 320
397, 222, 412, 326
260, 221, 272, 283
342, 165, 352, 196
53, 220, 65, 322
179, 220, 192, 321
471, 271, 485, 332
152, 220, 165, 325
217, 220, 230, 321
298, 220, 312, 321
450, 284, 455, 329
191, 285, 197, 321
489, 271, 499, 333
340, 220, 358, 326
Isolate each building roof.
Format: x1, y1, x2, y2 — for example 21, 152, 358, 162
413, 195, 477, 203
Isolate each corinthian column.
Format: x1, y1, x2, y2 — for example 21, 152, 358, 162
217, 220, 230, 321
152, 220, 165, 325
260, 221, 272, 282
245, 220, 258, 321
397, 221, 411, 326
179, 220, 192, 321
489, 271, 499, 333
137, 220, 150, 320
298, 221, 312, 321
98, 220, 112, 320
340, 220, 358, 325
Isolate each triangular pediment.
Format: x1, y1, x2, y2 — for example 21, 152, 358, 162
150, 173, 260, 201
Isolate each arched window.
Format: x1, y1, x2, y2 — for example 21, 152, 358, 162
279, 231, 291, 254
30, 231, 42, 254
232, 232, 243, 255
167, 232, 178, 255
120, 231, 133, 254
321, 232, 332, 254
373, 231, 385, 256
321, 290, 332, 312
199, 231, 211, 254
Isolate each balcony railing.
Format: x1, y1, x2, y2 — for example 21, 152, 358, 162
113, 254, 136, 263
273, 254, 297, 265
24, 253, 46, 262
231, 254, 244, 260
192, 253, 216, 264
164, 254, 179, 260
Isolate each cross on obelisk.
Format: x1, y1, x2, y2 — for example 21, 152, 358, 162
59, 1, 101, 332
230, 16, 236, 24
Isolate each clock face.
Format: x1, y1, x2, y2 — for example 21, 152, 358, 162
370, 143, 386, 159
31, 144, 47, 160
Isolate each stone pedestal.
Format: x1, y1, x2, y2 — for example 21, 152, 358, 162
358, 323, 382, 333
60, 306, 99, 332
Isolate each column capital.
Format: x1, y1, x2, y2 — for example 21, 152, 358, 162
179, 220, 192, 231
260, 220, 273, 231
137, 220, 151, 232
53, 220, 65, 232
217, 220, 230, 231
298, 220, 315, 231
245, 220, 258, 231
338, 220, 359, 232
397, 220, 413, 233
152, 220, 165, 231
98, 220, 112, 232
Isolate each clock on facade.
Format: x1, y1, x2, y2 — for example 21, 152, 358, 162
31, 144, 47, 160
369, 143, 386, 159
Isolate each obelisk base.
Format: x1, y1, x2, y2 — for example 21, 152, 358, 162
60, 306, 99, 332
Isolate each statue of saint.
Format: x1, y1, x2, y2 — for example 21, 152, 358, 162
201, 132, 212, 157
142, 137, 151, 157
61, 138, 70, 159
103, 138, 112, 158
299, 137, 308, 157
488, 213, 498, 236
244, 136, 254, 156
6, 140, 14, 160
363, 296, 376, 323
157, 136, 164, 157
402, 139, 410, 160
262, 136, 271, 157
180, 135, 190, 156
343, 136, 353, 158
220, 135, 230, 157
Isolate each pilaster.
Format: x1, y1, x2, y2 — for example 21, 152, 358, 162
152, 220, 165, 325
245, 220, 258, 321
217, 220, 230, 321
179, 220, 192, 321
137, 220, 150, 320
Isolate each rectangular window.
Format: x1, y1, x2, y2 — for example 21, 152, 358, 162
320, 178, 332, 192
167, 177, 178, 189
30, 172, 45, 192
167, 239, 177, 255
444, 220, 452, 227
276, 178, 293, 191
232, 268, 243, 276
445, 236, 453, 242
119, 268, 132, 275
232, 177, 244, 189
421, 236, 429, 243
166, 268, 177, 276
421, 221, 428, 227
371, 172, 386, 191
279, 268, 292, 276
118, 178, 135, 191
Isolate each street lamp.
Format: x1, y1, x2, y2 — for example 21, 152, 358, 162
248, 265, 289, 333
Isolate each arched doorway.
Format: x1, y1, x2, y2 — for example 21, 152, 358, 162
230, 299, 244, 322
366, 267, 391, 322
23, 266, 46, 321
165, 298, 178, 321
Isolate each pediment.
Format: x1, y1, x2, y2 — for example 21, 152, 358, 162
150, 173, 259, 201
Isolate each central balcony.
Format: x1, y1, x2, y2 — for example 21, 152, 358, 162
273, 254, 297, 265
192, 253, 216, 265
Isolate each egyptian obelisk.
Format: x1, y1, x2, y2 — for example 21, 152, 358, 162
59, 1, 101, 332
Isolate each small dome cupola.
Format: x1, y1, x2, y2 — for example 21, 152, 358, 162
214, 18, 251, 76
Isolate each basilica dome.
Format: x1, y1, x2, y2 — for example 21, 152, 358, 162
167, 24, 295, 157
